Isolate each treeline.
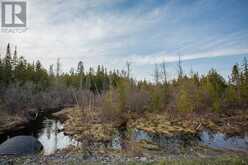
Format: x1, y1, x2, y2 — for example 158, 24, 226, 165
0, 44, 128, 113
0, 44, 47, 88
98, 57, 248, 123
0, 43, 248, 116
0, 44, 127, 91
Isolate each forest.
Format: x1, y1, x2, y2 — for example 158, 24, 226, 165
1, 44, 248, 165
0, 43, 248, 115
1, 0, 248, 163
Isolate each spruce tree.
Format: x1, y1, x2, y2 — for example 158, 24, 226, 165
4, 44, 12, 85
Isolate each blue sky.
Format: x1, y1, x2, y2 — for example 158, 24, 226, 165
0, 0, 248, 80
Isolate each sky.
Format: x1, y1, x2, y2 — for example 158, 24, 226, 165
0, 0, 248, 81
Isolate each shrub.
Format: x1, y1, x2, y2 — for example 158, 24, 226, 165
176, 79, 199, 112
126, 89, 151, 113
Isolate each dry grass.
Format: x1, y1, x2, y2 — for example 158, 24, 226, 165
61, 107, 115, 142
127, 109, 248, 137
127, 112, 196, 136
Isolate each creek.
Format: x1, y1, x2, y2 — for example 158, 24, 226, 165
1, 116, 247, 155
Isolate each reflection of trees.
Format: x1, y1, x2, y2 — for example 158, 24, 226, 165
40, 119, 79, 154
54, 121, 58, 151
45, 120, 53, 139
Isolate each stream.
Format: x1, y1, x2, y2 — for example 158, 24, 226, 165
1, 116, 248, 155
199, 130, 248, 152
0, 117, 80, 155
37, 119, 80, 155
112, 128, 248, 153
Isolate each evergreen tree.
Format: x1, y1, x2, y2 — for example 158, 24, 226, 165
231, 64, 241, 101
240, 57, 248, 105
200, 69, 226, 111
231, 64, 240, 86
4, 43, 12, 85
242, 57, 248, 83
77, 61, 84, 90
15, 56, 27, 83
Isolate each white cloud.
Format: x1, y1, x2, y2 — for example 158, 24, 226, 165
0, 0, 247, 79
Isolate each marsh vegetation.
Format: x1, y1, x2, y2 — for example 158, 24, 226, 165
0, 44, 248, 164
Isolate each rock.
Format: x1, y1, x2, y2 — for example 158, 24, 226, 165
0, 136, 43, 156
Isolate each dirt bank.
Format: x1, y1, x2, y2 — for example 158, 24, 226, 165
0, 106, 68, 137
0, 111, 29, 135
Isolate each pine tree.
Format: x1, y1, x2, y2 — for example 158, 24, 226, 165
4, 44, 12, 85
12, 46, 18, 68
15, 56, 27, 83
35, 60, 42, 71
201, 69, 226, 111
242, 57, 248, 83
231, 64, 240, 85
77, 61, 84, 90
231, 64, 241, 101
240, 57, 248, 105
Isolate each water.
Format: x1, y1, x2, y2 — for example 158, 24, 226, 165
111, 128, 192, 152
111, 130, 122, 150
2, 118, 248, 155
0, 117, 80, 155
200, 131, 248, 152
38, 119, 80, 155
111, 129, 248, 153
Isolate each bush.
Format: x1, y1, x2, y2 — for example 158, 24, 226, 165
150, 87, 163, 112
101, 89, 122, 122
126, 89, 151, 113
175, 79, 199, 112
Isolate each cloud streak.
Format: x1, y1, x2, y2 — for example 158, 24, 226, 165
0, 0, 248, 79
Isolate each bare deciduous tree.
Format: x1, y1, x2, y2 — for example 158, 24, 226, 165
160, 61, 167, 85
126, 61, 131, 79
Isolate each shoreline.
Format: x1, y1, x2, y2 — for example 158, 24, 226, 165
1, 107, 248, 164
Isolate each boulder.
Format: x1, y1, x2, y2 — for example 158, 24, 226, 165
0, 136, 43, 155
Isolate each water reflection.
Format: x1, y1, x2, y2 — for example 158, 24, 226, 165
111, 129, 188, 152
200, 131, 248, 152
132, 129, 184, 147
114, 129, 248, 152
38, 119, 79, 155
